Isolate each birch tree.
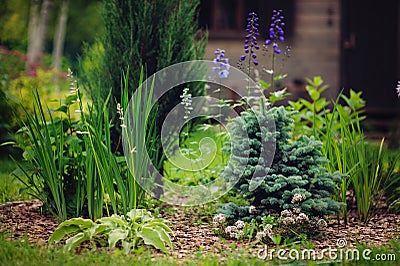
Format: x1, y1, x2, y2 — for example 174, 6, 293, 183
51, 0, 69, 71
26, 0, 53, 69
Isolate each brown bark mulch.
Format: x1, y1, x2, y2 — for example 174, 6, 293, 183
0, 200, 399, 259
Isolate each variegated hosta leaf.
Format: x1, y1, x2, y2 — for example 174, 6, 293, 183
122, 240, 134, 255
108, 228, 129, 249
97, 215, 127, 229
88, 223, 109, 237
126, 209, 153, 223
137, 227, 170, 253
126, 209, 145, 220
48, 217, 95, 243
64, 232, 88, 252
48, 224, 81, 243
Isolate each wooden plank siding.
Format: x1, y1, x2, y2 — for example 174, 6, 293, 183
204, 0, 341, 101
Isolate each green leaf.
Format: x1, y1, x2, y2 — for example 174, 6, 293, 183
299, 99, 313, 111
48, 224, 81, 243
22, 149, 34, 161
273, 73, 287, 81
64, 232, 88, 252
65, 134, 81, 144
55, 105, 68, 114
138, 227, 169, 253
152, 226, 173, 250
307, 86, 320, 101
98, 215, 127, 228
57, 217, 95, 229
269, 88, 289, 103
65, 94, 78, 105
259, 80, 271, 89
89, 224, 109, 237
312, 76, 323, 86
288, 101, 303, 110
108, 228, 128, 249
122, 240, 134, 255
144, 220, 173, 234
314, 98, 329, 112
126, 209, 146, 221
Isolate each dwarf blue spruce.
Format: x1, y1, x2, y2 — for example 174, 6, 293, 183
218, 106, 343, 223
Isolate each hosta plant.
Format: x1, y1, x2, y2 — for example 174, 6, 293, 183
49, 209, 173, 254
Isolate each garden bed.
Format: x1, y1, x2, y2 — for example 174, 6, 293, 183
1, 199, 399, 261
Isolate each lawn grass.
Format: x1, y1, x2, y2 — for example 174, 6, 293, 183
163, 124, 230, 186
0, 231, 398, 265
0, 158, 30, 204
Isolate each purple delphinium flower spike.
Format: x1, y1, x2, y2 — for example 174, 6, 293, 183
265, 9, 285, 54
239, 12, 260, 66
212, 48, 230, 78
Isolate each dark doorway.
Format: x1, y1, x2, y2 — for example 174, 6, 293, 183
341, 0, 400, 139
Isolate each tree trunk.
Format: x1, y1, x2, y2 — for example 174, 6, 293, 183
27, 0, 40, 69
26, 0, 53, 69
51, 0, 68, 72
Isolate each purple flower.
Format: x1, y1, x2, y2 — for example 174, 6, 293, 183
265, 10, 286, 55
212, 48, 230, 78
239, 12, 260, 66
219, 69, 229, 78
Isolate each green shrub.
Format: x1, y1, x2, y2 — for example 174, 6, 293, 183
218, 106, 343, 222
287, 77, 400, 223
81, 0, 207, 186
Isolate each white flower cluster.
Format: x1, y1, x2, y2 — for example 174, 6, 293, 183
180, 88, 193, 120
225, 225, 238, 238
67, 68, 81, 114
212, 213, 226, 227
234, 220, 245, 229
67, 68, 78, 96
291, 193, 306, 204
280, 209, 309, 225
256, 231, 265, 240
278, 208, 329, 237
281, 209, 292, 217
218, 220, 246, 239
296, 212, 309, 223
263, 223, 273, 235
396, 81, 400, 98
255, 223, 273, 241
116, 103, 126, 128
249, 205, 257, 214
281, 216, 295, 225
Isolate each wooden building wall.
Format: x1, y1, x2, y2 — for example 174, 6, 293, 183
204, 0, 341, 100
